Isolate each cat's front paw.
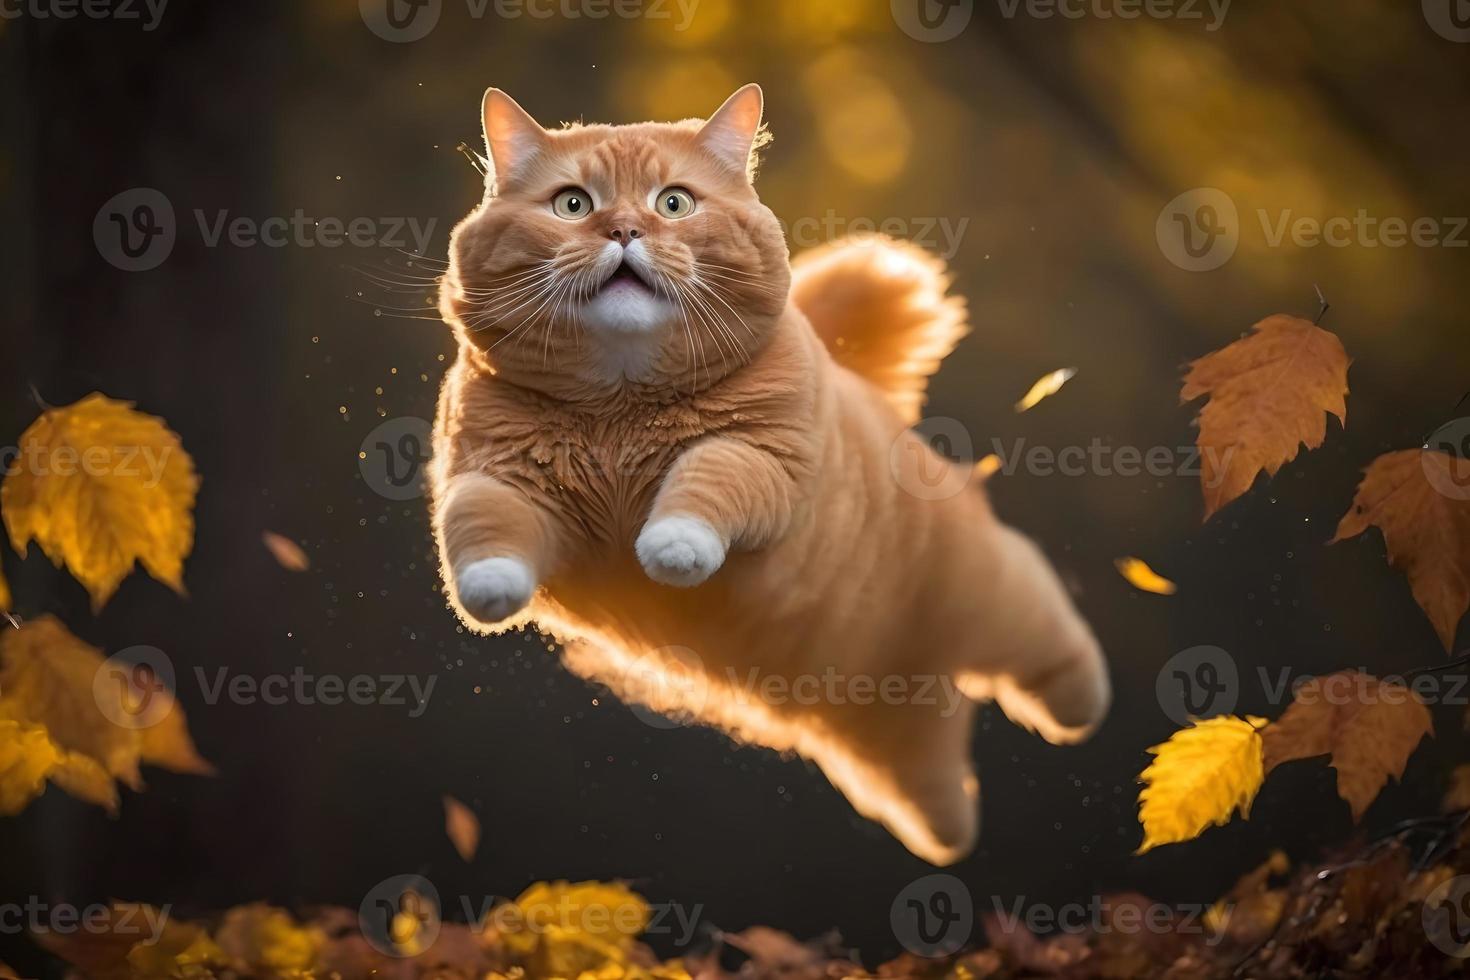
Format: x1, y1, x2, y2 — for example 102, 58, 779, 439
453, 557, 534, 625
636, 516, 726, 587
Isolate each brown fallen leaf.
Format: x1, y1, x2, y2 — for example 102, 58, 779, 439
0, 562, 10, 613
1205, 850, 1289, 946
1443, 765, 1470, 813
1333, 448, 1470, 651
30, 902, 168, 980
1262, 670, 1433, 820
443, 793, 481, 861
1, 393, 199, 611
1181, 314, 1350, 521
262, 531, 310, 572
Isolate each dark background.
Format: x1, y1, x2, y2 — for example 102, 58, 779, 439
2, 0, 1469, 974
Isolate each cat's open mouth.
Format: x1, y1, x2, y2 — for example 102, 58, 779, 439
598, 260, 654, 295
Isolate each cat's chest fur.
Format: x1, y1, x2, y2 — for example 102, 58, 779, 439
495, 388, 761, 552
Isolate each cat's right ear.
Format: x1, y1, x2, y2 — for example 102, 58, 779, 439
482, 88, 548, 186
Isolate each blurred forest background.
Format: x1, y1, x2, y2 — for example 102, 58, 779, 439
1, 0, 1469, 974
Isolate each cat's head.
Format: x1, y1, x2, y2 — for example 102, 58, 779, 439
441, 84, 790, 395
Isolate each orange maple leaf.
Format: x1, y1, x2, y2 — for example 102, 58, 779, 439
1262, 670, 1433, 821
1181, 315, 1350, 521
1333, 449, 1470, 651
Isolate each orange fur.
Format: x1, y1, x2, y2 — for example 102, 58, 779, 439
429, 86, 1109, 864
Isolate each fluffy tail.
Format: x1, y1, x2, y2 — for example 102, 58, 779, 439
789, 234, 969, 424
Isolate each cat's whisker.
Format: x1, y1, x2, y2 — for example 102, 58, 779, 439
676, 276, 733, 374
466, 272, 561, 327
690, 276, 758, 341
479, 276, 563, 347
681, 277, 748, 365
391, 247, 449, 265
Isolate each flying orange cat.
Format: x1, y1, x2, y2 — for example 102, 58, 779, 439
429, 84, 1109, 864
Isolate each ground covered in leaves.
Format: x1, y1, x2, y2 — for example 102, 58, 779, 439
10, 808, 1470, 980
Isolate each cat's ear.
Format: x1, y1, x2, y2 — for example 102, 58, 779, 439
697, 83, 764, 178
482, 88, 548, 183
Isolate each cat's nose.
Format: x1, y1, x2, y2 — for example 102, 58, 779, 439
608, 227, 644, 244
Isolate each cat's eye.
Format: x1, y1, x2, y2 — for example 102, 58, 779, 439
655, 187, 696, 219
551, 188, 594, 220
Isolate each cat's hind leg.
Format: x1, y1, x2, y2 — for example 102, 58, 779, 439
809, 698, 980, 866
958, 526, 1110, 746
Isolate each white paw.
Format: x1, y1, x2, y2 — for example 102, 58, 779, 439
454, 557, 534, 625
636, 516, 726, 587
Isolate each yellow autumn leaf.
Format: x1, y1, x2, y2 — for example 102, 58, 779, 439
1136, 715, 1267, 854
0, 562, 10, 613
214, 904, 323, 973
1115, 557, 1178, 595
0, 615, 144, 786
390, 889, 438, 957
1, 393, 198, 610
0, 719, 61, 814
504, 881, 650, 978
0, 719, 118, 815
1014, 367, 1077, 412
48, 749, 121, 814
0, 615, 211, 795
126, 921, 224, 980
973, 454, 1003, 480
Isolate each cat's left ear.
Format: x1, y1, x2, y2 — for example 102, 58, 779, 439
697, 83, 764, 179
482, 88, 548, 185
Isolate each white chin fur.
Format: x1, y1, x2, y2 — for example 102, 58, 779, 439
581, 286, 675, 334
